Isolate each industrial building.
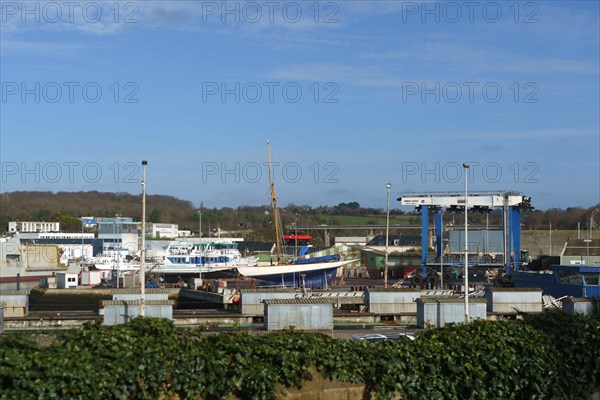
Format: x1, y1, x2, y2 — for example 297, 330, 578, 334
560, 238, 600, 266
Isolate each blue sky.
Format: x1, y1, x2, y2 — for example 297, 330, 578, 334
1, 1, 599, 211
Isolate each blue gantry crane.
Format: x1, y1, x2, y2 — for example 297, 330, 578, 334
398, 191, 532, 286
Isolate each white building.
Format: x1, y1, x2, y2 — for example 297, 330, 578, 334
8, 221, 60, 233
56, 272, 78, 289
97, 217, 140, 253
16, 232, 94, 240
146, 223, 179, 239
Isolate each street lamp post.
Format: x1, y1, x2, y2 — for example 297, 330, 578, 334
384, 183, 391, 288
198, 208, 202, 281
114, 214, 121, 289
440, 209, 444, 289
463, 163, 470, 323
140, 160, 147, 317
81, 218, 84, 260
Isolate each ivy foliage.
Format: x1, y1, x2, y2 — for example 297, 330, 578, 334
1, 312, 599, 400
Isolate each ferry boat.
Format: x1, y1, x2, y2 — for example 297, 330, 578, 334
152, 241, 258, 276
81, 250, 140, 280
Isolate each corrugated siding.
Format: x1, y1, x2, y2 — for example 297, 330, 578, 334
263, 298, 335, 304
366, 291, 419, 314
110, 289, 172, 294
112, 293, 169, 301
417, 297, 487, 328
265, 302, 333, 331
418, 296, 486, 304
241, 291, 298, 315
485, 289, 542, 313
0, 290, 29, 296
563, 297, 592, 303
366, 288, 420, 293
102, 300, 173, 306
417, 302, 437, 328
103, 302, 173, 325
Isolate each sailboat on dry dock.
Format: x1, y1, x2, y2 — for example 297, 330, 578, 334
235, 141, 355, 287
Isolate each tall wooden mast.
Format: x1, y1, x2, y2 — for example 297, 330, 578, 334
267, 140, 282, 263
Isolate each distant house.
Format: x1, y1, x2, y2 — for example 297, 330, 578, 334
8, 221, 60, 233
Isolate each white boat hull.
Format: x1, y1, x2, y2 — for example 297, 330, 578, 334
237, 259, 354, 277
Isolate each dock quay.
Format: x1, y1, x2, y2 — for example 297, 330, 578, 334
0, 285, 547, 332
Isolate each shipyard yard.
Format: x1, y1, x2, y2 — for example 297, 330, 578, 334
1, 183, 600, 399
2, 0, 599, 398
1, 190, 600, 332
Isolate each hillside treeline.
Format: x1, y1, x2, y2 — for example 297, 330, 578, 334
0, 192, 598, 236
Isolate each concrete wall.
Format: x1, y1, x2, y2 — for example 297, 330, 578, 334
521, 230, 584, 259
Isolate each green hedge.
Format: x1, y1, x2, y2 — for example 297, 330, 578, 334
1, 311, 599, 400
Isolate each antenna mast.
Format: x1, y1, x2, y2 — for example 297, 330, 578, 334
267, 141, 282, 263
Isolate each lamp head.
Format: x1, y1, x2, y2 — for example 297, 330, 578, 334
386, 183, 391, 189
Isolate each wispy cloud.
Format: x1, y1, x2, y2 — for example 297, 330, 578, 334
428, 128, 598, 140
0, 39, 88, 55
360, 43, 599, 76
269, 63, 407, 87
